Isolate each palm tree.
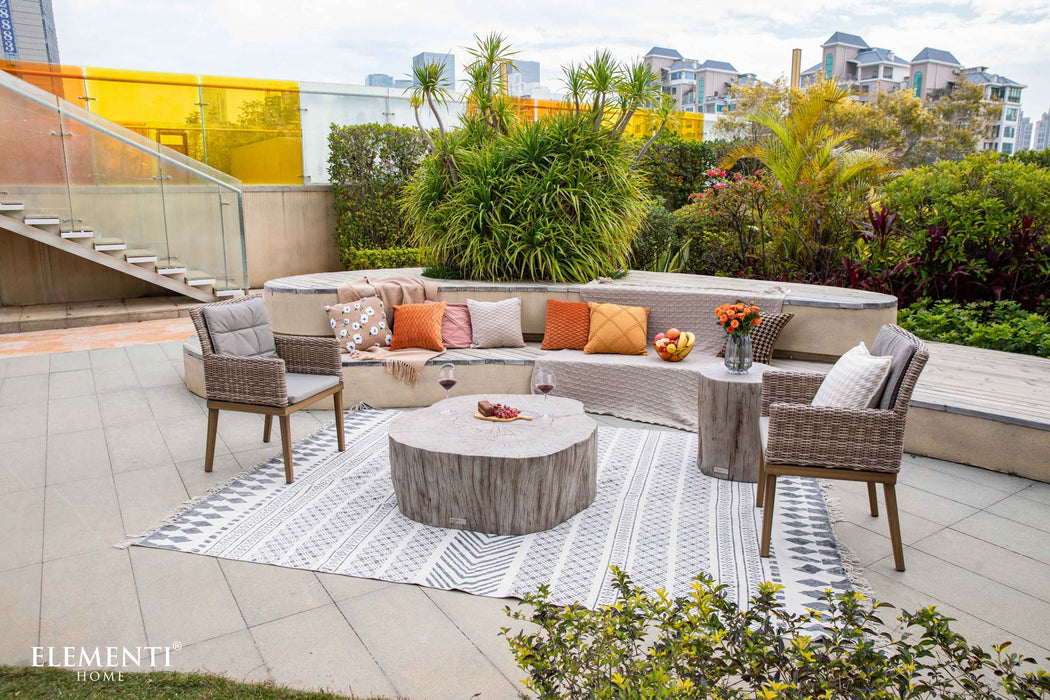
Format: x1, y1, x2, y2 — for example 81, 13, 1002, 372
409, 60, 454, 141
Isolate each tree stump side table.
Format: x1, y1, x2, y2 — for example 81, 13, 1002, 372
697, 361, 772, 482
388, 394, 598, 536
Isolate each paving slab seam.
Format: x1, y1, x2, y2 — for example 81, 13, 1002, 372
326, 585, 403, 698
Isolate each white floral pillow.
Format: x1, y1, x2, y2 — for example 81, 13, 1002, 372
323, 296, 390, 353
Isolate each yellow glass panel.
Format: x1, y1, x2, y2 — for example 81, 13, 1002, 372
199, 75, 302, 185
82, 67, 205, 162
1, 59, 86, 106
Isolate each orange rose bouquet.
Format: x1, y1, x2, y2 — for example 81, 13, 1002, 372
715, 302, 762, 336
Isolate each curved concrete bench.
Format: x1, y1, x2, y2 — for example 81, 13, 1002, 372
182, 269, 1049, 482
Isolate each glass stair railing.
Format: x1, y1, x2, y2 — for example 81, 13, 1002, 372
0, 68, 248, 299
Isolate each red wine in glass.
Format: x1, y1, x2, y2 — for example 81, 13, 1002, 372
534, 369, 555, 418
438, 363, 457, 414
536, 383, 554, 394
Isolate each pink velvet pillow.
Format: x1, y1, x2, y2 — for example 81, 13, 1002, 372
425, 301, 473, 349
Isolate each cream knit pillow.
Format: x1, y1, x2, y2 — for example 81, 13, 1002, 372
812, 342, 893, 409
466, 298, 526, 348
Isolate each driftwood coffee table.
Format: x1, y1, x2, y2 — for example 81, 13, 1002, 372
388, 394, 597, 535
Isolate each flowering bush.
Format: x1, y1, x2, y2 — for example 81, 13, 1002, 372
715, 302, 762, 336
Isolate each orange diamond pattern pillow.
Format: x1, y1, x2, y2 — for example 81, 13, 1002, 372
391, 301, 446, 352
541, 299, 591, 351
583, 302, 649, 355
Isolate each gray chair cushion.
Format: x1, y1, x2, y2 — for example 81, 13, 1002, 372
203, 298, 278, 359
285, 373, 339, 404
870, 326, 916, 410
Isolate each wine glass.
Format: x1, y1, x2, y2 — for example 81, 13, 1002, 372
534, 369, 556, 418
437, 363, 457, 415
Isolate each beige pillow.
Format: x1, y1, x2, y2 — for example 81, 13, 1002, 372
812, 342, 892, 409
466, 298, 526, 348
583, 302, 649, 355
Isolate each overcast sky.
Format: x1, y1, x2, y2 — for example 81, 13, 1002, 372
52, 0, 1050, 122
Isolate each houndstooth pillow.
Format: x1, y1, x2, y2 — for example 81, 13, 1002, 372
324, 296, 390, 353
717, 312, 793, 364
466, 297, 526, 348
812, 342, 892, 409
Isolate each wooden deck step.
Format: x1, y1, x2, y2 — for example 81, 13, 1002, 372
213, 285, 245, 298
0, 202, 25, 212
155, 258, 187, 275
125, 248, 158, 264
185, 271, 216, 287
24, 215, 61, 226
94, 237, 127, 252
60, 228, 95, 239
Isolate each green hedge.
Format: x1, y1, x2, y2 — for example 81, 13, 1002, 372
340, 247, 429, 271
328, 124, 429, 268
636, 137, 731, 210
898, 300, 1050, 358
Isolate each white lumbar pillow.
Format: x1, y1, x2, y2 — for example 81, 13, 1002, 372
812, 342, 893, 409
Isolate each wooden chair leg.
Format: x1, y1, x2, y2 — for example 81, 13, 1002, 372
334, 388, 346, 452
760, 473, 777, 557
205, 408, 219, 473
884, 482, 905, 572
263, 414, 273, 443
279, 415, 294, 483
756, 451, 766, 508
867, 481, 879, 517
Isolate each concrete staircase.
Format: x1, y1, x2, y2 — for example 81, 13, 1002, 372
0, 202, 244, 303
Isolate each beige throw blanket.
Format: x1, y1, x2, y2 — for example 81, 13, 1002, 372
337, 276, 441, 385
534, 285, 787, 431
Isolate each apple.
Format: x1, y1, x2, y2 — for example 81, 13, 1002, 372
666, 343, 677, 354
666, 328, 681, 341
654, 332, 668, 342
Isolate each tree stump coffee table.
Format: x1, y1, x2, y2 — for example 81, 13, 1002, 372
388, 394, 598, 535
697, 361, 772, 483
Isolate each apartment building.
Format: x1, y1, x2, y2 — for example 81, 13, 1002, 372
1033, 112, 1050, 151
643, 46, 757, 114
412, 52, 455, 88
1017, 113, 1033, 151
802, 31, 1026, 153
1, 0, 60, 63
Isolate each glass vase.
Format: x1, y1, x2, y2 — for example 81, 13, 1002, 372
724, 333, 753, 374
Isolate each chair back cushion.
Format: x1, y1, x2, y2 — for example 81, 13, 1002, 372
467, 297, 526, 348
870, 325, 918, 410
812, 342, 892, 409
325, 297, 390, 353
202, 297, 278, 358
584, 302, 650, 356
541, 299, 591, 351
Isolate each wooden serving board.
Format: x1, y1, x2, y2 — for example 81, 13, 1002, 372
474, 412, 533, 422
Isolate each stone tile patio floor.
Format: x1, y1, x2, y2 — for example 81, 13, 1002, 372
1, 341, 1048, 698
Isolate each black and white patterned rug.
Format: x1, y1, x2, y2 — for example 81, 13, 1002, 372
133, 408, 852, 612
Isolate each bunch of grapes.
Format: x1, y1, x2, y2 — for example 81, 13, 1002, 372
493, 403, 521, 419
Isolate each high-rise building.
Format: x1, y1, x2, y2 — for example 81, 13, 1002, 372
1, 0, 60, 63
1033, 112, 1050, 151
1017, 113, 1033, 151
412, 52, 455, 89
508, 60, 541, 97
393, 78, 413, 90
643, 47, 756, 114
800, 31, 1025, 153
366, 73, 393, 88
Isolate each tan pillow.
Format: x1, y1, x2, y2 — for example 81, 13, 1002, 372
325, 297, 390, 353
584, 302, 649, 355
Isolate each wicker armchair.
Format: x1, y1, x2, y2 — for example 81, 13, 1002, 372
757, 325, 929, 571
190, 294, 345, 484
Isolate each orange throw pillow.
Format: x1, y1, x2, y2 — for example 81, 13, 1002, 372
584, 302, 649, 355
391, 302, 446, 352
541, 299, 591, 351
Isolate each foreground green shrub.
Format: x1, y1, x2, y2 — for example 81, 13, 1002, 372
504, 568, 1050, 699
340, 247, 429, 271
328, 124, 429, 267
898, 300, 1050, 357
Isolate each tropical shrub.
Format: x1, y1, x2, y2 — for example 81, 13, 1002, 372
340, 247, 429, 272
629, 203, 682, 272
402, 34, 671, 282
898, 300, 1050, 358
637, 137, 731, 210
504, 568, 1050, 699
328, 124, 429, 268
1010, 148, 1050, 169
840, 156, 1050, 308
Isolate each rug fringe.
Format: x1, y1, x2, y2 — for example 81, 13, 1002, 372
818, 479, 878, 602
113, 406, 376, 550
